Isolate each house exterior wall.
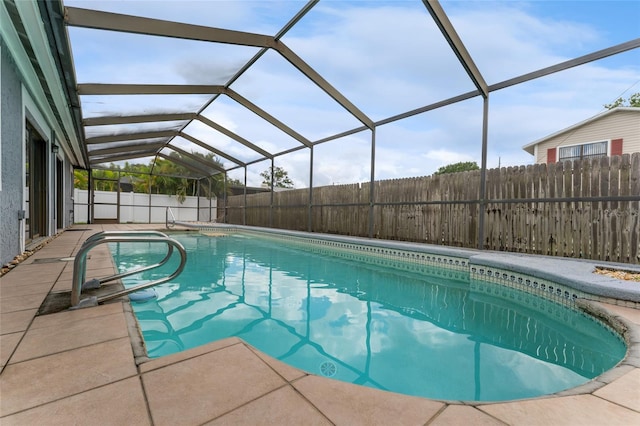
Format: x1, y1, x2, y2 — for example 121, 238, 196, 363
534, 110, 640, 163
0, 41, 25, 266
1, 44, 65, 266
1, 1, 81, 267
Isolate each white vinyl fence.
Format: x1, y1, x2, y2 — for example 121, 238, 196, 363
73, 189, 217, 224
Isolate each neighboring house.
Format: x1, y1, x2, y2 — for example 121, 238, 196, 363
522, 107, 640, 164
228, 185, 271, 196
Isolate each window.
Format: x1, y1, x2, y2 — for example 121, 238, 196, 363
558, 141, 607, 162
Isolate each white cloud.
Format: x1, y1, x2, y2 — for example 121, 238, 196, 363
443, 2, 601, 83
65, 0, 306, 34
282, 3, 476, 119
424, 148, 475, 166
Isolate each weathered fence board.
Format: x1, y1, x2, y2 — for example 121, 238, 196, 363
224, 154, 640, 264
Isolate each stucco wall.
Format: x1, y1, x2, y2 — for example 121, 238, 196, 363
0, 41, 24, 266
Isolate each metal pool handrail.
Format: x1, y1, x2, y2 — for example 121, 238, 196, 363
166, 206, 176, 228
77, 231, 176, 288
71, 231, 187, 309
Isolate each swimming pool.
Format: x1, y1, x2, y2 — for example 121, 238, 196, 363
112, 229, 626, 402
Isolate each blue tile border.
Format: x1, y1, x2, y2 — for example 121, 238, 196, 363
469, 265, 586, 306
244, 230, 471, 283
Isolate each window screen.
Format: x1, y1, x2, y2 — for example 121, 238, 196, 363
558, 141, 607, 161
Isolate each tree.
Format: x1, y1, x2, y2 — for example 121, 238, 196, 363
91, 167, 120, 191
604, 92, 640, 109
72, 152, 229, 203
225, 177, 244, 187
74, 169, 88, 190
433, 161, 479, 175
150, 152, 227, 202
260, 166, 294, 188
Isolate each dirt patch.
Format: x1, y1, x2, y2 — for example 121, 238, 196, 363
594, 267, 640, 282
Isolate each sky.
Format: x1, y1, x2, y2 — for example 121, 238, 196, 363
66, 0, 640, 188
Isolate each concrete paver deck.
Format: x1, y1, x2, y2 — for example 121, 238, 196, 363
1, 224, 639, 425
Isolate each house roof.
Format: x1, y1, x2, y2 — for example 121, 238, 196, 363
522, 107, 640, 155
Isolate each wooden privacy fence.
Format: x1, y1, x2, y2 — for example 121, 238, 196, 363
223, 153, 640, 264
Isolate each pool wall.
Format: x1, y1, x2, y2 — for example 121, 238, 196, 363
193, 224, 640, 307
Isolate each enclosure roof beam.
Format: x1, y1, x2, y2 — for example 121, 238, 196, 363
376, 90, 480, 126
488, 38, 640, 92
66, 5, 369, 131
90, 151, 159, 165
85, 137, 171, 149
422, 0, 488, 98
87, 142, 166, 157
179, 132, 246, 167
196, 115, 273, 159
157, 152, 220, 176
274, 41, 374, 129
90, 165, 199, 180
78, 84, 225, 96
83, 112, 197, 126
170, 1, 319, 152
85, 130, 178, 144
89, 149, 158, 161
40, 1, 88, 166
225, 88, 312, 148
79, 83, 311, 149
165, 145, 226, 173
65, 7, 274, 48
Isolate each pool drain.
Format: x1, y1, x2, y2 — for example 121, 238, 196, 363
319, 361, 337, 377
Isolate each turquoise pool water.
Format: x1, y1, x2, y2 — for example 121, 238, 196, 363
111, 232, 626, 402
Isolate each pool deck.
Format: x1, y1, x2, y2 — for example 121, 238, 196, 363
1, 224, 639, 425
